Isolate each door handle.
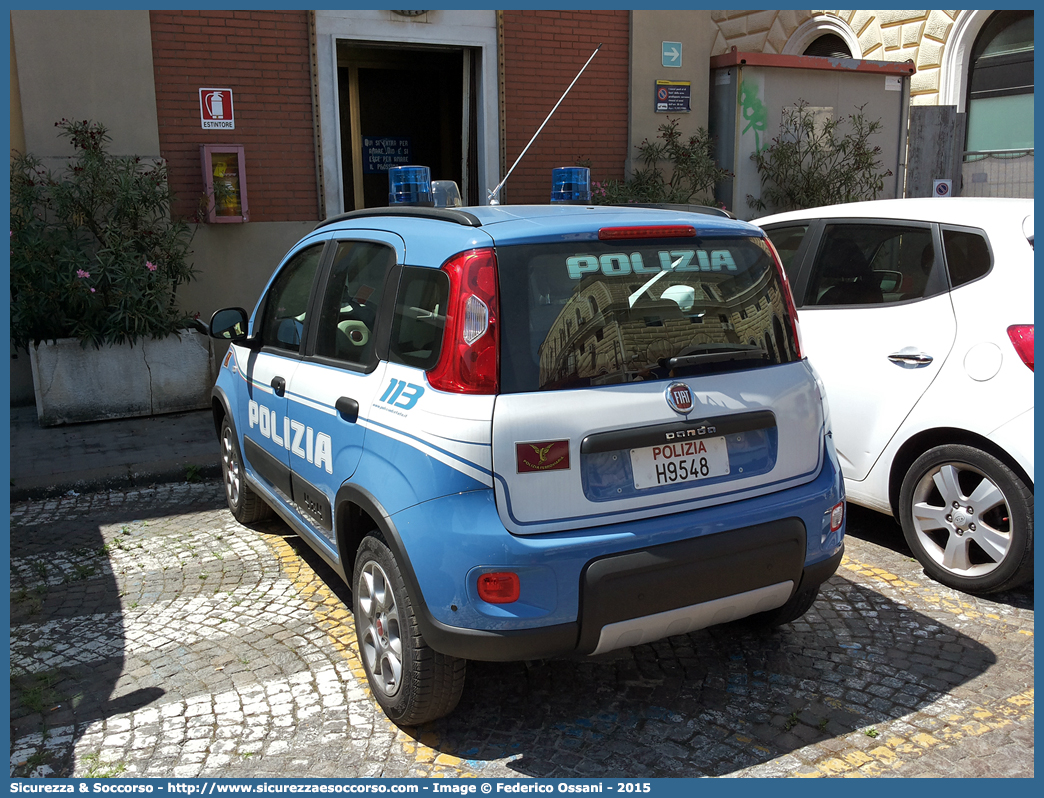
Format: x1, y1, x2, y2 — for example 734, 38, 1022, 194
888, 351, 933, 366
336, 396, 359, 423
271, 376, 286, 396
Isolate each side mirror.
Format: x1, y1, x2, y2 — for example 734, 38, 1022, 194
209, 307, 252, 342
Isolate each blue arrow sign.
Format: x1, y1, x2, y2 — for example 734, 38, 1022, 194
662, 41, 682, 68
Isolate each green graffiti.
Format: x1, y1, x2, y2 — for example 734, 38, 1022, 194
739, 79, 769, 152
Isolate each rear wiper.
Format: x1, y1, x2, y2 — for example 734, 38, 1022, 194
666, 345, 767, 369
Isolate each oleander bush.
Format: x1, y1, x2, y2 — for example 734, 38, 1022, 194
10, 118, 196, 350
747, 101, 893, 213
584, 117, 730, 207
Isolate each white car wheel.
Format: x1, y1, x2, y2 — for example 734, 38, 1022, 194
899, 445, 1033, 594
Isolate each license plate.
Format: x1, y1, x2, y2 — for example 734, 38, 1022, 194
630, 436, 730, 489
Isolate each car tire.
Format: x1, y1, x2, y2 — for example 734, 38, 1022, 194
220, 417, 272, 524
352, 535, 466, 725
746, 585, 819, 628
899, 444, 1033, 595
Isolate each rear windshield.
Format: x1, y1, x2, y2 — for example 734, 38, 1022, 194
496, 236, 800, 393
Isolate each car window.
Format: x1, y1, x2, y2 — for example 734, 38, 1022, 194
389, 267, 449, 370
804, 223, 937, 307
258, 244, 325, 352
942, 227, 992, 288
313, 241, 394, 368
762, 224, 808, 282
495, 236, 801, 393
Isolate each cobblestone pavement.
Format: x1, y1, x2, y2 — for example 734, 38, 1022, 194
10, 482, 1033, 779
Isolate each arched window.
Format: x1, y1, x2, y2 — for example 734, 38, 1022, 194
803, 34, 852, 59
782, 15, 861, 58
965, 11, 1034, 152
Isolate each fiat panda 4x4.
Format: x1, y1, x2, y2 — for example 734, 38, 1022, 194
205, 195, 846, 725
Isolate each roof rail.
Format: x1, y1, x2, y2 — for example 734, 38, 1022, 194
614, 202, 735, 219
313, 206, 483, 231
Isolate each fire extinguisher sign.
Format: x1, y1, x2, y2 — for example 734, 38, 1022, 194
200, 89, 235, 130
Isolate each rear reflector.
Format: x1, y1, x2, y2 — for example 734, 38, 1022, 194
598, 225, 696, 240
477, 572, 520, 604
1007, 325, 1034, 371
830, 501, 845, 532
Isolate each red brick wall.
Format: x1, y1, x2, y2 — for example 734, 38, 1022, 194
150, 10, 318, 222
501, 10, 630, 205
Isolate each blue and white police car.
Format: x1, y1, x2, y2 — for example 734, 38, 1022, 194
204, 166, 846, 725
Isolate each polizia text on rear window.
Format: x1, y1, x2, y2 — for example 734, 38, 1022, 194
496, 236, 800, 393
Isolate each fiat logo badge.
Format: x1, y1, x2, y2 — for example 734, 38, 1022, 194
665, 382, 694, 414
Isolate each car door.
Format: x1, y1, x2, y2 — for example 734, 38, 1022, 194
775, 220, 957, 482
240, 241, 328, 499
285, 234, 402, 544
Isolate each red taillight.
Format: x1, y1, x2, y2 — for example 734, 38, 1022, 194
830, 501, 845, 532
762, 236, 803, 359
427, 248, 500, 394
477, 572, 520, 604
598, 225, 696, 240
1007, 325, 1033, 371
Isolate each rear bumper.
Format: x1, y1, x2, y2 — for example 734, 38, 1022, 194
578, 517, 806, 653
385, 437, 844, 661
421, 542, 844, 661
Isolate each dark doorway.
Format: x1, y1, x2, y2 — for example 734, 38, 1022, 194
337, 42, 479, 210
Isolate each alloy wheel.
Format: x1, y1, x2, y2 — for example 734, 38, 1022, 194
909, 461, 1012, 578
221, 426, 241, 507
358, 559, 404, 696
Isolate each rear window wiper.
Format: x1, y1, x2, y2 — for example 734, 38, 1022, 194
665, 344, 768, 369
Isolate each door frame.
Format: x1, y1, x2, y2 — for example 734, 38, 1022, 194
313, 10, 499, 217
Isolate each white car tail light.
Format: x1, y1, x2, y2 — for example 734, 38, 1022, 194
1007, 325, 1033, 371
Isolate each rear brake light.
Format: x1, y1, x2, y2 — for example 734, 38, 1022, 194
1007, 325, 1033, 371
427, 248, 500, 394
598, 225, 696, 240
477, 572, 520, 604
763, 236, 803, 359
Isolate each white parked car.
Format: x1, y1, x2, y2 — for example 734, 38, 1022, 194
756, 198, 1033, 594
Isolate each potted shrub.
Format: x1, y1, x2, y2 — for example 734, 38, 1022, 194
583, 117, 731, 207
10, 119, 208, 426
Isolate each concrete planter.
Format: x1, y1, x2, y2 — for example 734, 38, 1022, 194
29, 331, 213, 427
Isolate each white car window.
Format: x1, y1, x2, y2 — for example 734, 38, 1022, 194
806, 224, 936, 306
942, 227, 992, 288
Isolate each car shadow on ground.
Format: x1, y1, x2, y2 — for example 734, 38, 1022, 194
426, 579, 999, 777
9, 496, 1020, 779
283, 526, 1002, 778
9, 493, 222, 778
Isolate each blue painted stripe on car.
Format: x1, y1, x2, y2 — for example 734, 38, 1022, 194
364, 415, 493, 476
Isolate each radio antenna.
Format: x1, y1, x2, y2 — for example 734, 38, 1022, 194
487, 43, 602, 205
